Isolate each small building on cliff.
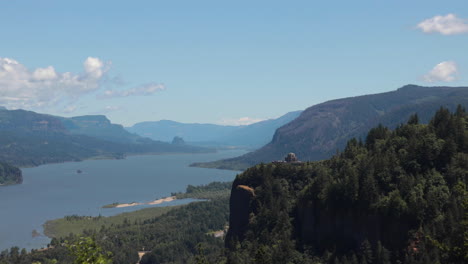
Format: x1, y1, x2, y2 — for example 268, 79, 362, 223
273, 152, 302, 164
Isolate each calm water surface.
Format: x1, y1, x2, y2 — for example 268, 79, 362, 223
0, 150, 247, 251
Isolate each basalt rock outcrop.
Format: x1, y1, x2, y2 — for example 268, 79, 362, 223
225, 183, 255, 246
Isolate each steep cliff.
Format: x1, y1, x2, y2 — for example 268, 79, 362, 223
225, 184, 256, 245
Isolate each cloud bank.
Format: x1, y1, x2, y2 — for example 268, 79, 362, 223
423, 61, 458, 82
0, 57, 165, 114
417, 14, 468, 35
0, 57, 109, 109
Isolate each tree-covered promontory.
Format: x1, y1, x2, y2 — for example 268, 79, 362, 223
226, 106, 468, 264
0, 162, 22, 185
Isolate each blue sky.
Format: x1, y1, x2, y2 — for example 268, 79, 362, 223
0, 0, 467, 126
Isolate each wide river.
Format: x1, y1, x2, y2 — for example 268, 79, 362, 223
0, 150, 247, 251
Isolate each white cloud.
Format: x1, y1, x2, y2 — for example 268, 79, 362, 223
0, 57, 109, 109
417, 14, 468, 35
219, 117, 266, 126
33, 66, 58, 80
423, 61, 458, 82
99, 83, 165, 99
84, 57, 106, 78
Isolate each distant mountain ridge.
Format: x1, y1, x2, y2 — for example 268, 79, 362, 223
0, 109, 211, 167
194, 85, 468, 170
0, 108, 66, 133
126, 110, 302, 148
61, 115, 143, 144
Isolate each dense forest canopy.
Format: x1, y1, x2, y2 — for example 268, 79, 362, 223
225, 106, 468, 264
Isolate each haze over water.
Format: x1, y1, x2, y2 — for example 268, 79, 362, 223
0, 150, 246, 251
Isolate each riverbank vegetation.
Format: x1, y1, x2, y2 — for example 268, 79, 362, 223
0, 182, 234, 263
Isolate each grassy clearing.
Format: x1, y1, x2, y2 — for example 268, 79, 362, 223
44, 205, 180, 238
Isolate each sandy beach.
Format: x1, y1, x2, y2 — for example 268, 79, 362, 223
115, 202, 140, 208
147, 196, 176, 205
112, 196, 176, 208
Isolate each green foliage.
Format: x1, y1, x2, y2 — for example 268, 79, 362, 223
66, 237, 111, 264
194, 244, 209, 264
173, 181, 233, 199
44, 206, 178, 239
2, 198, 230, 264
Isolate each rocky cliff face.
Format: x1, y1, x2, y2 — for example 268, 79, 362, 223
225, 184, 256, 247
